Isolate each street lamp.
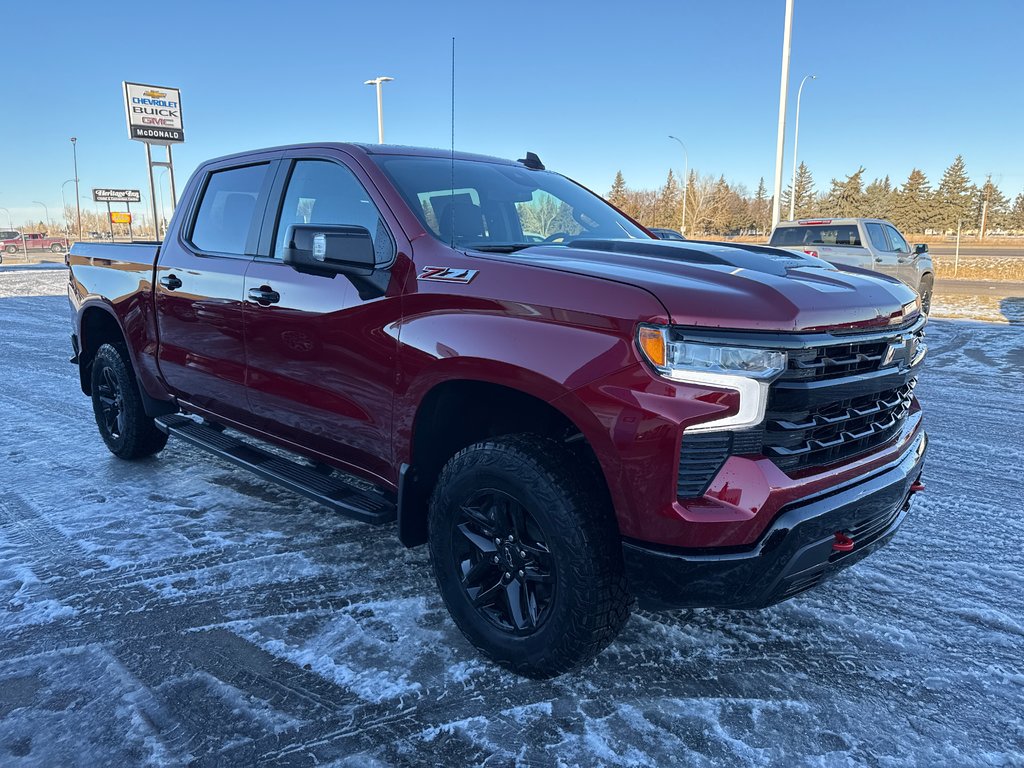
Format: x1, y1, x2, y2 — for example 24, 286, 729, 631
0, 207, 12, 229
32, 201, 50, 232
61, 179, 76, 235
71, 137, 82, 240
789, 74, 817, 221
771, 0, 795, 229
668, 135, 689, 236
364, 76, 394, 144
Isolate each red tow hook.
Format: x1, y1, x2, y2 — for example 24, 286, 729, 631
832, 532, 855, 553
911, 481, 925, 493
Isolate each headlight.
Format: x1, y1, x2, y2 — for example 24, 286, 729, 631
637, 325, 787, 432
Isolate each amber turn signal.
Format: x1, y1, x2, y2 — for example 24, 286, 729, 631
637, 326, 666, 368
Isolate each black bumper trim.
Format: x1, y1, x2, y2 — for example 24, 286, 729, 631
624, 432, 927, 610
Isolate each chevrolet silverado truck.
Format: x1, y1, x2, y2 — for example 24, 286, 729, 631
68, 143, 927, 677
769, 218, 935, 313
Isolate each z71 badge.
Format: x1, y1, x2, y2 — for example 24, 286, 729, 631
417, 266, 479, 284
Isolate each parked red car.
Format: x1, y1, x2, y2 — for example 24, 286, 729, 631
1, 231, 69, 254
67, 143, 927, 677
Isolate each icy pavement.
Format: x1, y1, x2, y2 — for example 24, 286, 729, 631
1, 269, 1022, 767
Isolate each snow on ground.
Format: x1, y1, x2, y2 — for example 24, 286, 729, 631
1, 268, 1022, 766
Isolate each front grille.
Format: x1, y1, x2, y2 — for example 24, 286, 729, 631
761, 322, 925, 473
672, 320, 924, 481
781, 339, 888, 382
763, 381, 916, 471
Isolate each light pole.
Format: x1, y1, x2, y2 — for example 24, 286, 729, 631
771, 0, 795, 229
789, 74, 817, 221
364, 76, 394, 144
71, 137, 82, 240
0, 207, 12, 229
32, 201, 50, 232
668, 135, 689, 236
61, 179, 76, 235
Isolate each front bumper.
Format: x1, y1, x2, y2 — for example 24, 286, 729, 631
623, 430, 927, 610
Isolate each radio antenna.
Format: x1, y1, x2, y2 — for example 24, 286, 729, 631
449, 36, 456, 248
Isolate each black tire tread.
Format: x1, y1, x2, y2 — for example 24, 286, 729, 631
90, 343, 168, 460
429, 433, 631, 678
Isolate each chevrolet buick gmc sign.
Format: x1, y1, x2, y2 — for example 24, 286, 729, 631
93, 188, 142, 203
123, 82, 184, 144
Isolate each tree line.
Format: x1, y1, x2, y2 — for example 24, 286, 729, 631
607, 155, 1024, 237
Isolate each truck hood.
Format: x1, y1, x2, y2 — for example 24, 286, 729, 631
482, 239, 919, 332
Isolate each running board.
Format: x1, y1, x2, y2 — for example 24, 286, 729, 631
155, 414, 396, 525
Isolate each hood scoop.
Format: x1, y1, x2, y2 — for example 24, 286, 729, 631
568, 238, 829, 278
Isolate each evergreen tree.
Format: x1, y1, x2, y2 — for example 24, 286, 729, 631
936, 155, 975, 231
1009, 193, 1024, 232
824, 167, 867, 217
751, 177, 770, 234
975, 175, 1009, 233
781, 162, 817, 219
654, 170, 681, 229
892, 169, 936, 234
864, 176, 895, 220
608, 171, 628, 209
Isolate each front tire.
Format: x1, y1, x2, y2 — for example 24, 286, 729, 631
918, 274, 934, 315
428, 434, 630, 678
90, 343, 168, 459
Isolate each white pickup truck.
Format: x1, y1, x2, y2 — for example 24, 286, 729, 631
769, 218, 934, 313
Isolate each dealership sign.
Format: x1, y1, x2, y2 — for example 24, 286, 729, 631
93, 188, 142, 203
110, 211, 132, 224
123, 82, 184, 144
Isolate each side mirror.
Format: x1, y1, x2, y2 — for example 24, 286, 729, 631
914, 243, 929, 256
282, 224, 376, 275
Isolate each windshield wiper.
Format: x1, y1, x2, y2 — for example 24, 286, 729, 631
464, 243, 537, 253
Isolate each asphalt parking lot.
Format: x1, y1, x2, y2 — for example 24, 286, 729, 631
1, 269, 1022, 767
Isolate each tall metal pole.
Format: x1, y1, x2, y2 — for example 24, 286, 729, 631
771, 0, 795, 230
668, 135, 689, 235
61, 180, 75, 234
789, 74, 816, 221
0, 208, 11, 229
364, 77, 394, 144
166, 144, 178, 210
71, 137, 82, 240
146, 142, 160, 240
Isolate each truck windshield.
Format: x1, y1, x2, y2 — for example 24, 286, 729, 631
373, 155, 648, 251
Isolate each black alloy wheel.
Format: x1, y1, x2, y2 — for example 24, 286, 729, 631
452, 488, 555, 634
95, 363, 126, 440
428, 434, 631, 678
89, 343, 169, 459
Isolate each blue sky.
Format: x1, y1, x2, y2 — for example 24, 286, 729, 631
1, 0, 1022, 228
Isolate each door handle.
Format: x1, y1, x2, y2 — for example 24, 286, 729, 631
873, 256, 884, 263
248, 286, 281, 306
159, 274, 183, 290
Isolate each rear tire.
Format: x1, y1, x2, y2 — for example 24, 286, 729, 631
50, 242, 64, 253
428, 434, 630, 678
90, 343, 168, 459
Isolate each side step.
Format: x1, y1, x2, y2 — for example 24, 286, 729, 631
155, 414, 396, 525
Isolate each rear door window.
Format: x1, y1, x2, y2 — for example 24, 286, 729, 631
866, 223, 890, 251
191, 164, 268, 255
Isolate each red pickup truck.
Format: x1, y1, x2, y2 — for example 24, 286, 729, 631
2, 231, 69, 254
68, 143, 927, 677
